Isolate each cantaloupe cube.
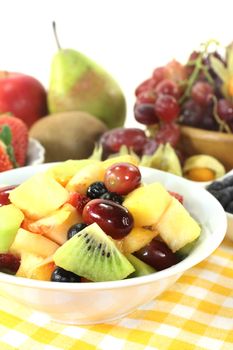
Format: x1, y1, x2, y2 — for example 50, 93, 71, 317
156, 197, 201, 252
28, 204, 82, 245
123, 182, 172, 227
9, 173, 69, 220
10, 228, 59, 258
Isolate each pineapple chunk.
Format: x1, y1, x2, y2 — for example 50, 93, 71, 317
66, 162, 105, 194
47, 159, 99, 186
122, 227, 159, 253
9, 172, 69, 220
123, 182, 172, 227
156, 197, 201, 252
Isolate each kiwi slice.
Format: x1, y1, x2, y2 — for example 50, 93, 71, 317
53, 223, 135, 282
126, 254, 156, 278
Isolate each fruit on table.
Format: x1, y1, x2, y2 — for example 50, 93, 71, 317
29, 111, 108, 162
47, 23, 126, 129
9, 172, 69, 219
53, 223, 135, 282
0, 157, 201, 281
0, 204, 24, 253
207, 174, 233, 213
183, 155, 225, 182
0, 71, 47, 128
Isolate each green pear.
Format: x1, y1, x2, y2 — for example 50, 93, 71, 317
47, 25, 126, 129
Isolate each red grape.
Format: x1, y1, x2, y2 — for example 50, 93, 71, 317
142, 138, 158, 155
82, 199, 133, 239
155, 122, 180, 147
191, 81, 213, 106
217, 99, 233, 123
99, 128, 147, 158
134, 103, 159, 125
180, 99, 203, 127
154, 95, 180, 123
164, 60, 188, 83
134, 238, 178, 271
155, 79, 181, 99
137, 90, 156, 104
0, 253, 20, 274
0, 185, 17, 206
104, 162, 141, 195
135, 79, 152, 97
152, 67, 166, 85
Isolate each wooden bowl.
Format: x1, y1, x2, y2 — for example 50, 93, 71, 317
179, 126, 233, 171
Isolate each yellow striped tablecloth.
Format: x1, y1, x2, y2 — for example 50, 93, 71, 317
0, 237, 232, 350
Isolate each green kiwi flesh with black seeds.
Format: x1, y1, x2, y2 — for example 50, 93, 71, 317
53, 223, 135, 282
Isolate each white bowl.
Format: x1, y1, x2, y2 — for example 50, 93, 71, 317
26, 138, 45, 165
0, 164, 227, 325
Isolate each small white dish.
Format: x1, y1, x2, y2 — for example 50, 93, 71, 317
26, 138, 45, 166
0, 164, 227, 325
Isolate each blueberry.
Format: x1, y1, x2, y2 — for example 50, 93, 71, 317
51, 267, 81, 282
208, 188, 232, 209
101, 192, 123, 204
226, 201, 233, 214
221, 175, 233, 188
207, 181, 224, 191
67, 223, 87, 240
87, 181, 108, 199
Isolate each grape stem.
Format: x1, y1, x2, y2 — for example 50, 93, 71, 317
212, 96, 232, 133
179, 40, 218, 104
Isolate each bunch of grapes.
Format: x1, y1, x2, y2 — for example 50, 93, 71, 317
99, 41, 233, 160
134, 42, 233, 135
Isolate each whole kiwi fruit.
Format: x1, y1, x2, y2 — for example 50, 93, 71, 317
29, 111, 108, 162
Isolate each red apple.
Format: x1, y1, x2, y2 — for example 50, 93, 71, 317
0, 72, 48, 128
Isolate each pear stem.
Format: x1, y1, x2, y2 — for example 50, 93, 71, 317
52, 21, 61, 50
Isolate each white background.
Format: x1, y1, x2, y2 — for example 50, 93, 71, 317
0, 0, 232, 126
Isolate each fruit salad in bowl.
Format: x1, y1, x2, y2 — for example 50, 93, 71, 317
0, 156, 227, 324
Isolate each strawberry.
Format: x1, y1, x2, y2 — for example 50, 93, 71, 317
0, 114, 28, 166
0, 141, 13, 172
67, 192, 90, 214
